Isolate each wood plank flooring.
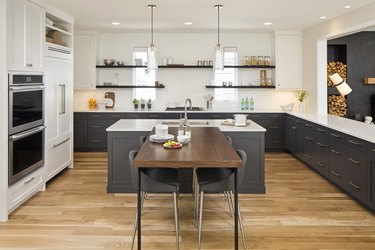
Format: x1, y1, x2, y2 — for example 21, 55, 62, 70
1, 152, 375, 249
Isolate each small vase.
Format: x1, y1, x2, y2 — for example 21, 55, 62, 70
298, 101, 304, 113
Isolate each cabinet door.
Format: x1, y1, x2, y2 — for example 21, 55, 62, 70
74, 33, 96, 90
275, 31, 302, 90
368, 145, 375, 209
59, 60, 73, 138
74, 118, 87, 149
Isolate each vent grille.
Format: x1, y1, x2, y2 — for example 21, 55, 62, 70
47, 46, 71, 55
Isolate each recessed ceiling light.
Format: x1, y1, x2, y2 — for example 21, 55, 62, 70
264, 22, 273, 26
345, 5, 351, 9
184, 22, 193, 25
320, 16, 327, 20
112, 22, 120, 25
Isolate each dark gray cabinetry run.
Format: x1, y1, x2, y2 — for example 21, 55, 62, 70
74, 113, 88, 150
367, 144, 375, 210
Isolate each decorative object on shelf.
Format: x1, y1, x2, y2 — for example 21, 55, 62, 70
260, 70, 267, 86
264, 56, 271, 66
147, 4, 158, 71
140, 98, 146, 110
213, 4, 224, 71
117, 61, 125, 66
88, 98, 97, 110
329, 73, 352, 96
204, 95, 214, 110
147, 98, 152, 109
242, 56, 250, 66
364, 78, 375, 85
295, 90, 308, 112
250, 56, 257, 66
328, 94, 347, 117
327, 61, 346, 87
266, 77, 273, 86
365, 116, 373, 124
155, 80, 164, 87
104, 92, 115, 108
280, 103, 294, 111
134, 58, 143, 66
104, 59, 115, 66
257, 56, 264, 66
132, 98, 139, 110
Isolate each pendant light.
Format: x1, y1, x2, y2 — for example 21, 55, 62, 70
213, 4, 224, 71
147, 4, 158, 71
329, 73, 352, 96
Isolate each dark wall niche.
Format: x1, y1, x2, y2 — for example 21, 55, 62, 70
328, 32, 375, 121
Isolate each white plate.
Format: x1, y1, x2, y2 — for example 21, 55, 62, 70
149, 134, 174, 143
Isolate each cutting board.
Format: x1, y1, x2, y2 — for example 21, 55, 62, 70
105, 92, 115, 108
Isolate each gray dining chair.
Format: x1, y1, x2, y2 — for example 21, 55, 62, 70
128, 150, 180, 250
195, 149, 248, 250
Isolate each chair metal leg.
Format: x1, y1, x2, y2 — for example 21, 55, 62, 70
173, 192, 180, 250
132, 191, 145, 250
229, 191, 247, 250
198, 191, 204, 250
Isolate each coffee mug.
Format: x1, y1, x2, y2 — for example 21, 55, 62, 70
155, 124, 168, 137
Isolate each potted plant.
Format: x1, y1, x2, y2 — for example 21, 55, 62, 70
147, 98, 152, 109
140, 98, 146, 110
295, 90, 307, 112
132, 98, 139, 110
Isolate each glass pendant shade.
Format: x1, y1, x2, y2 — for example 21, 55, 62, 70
147, 43, 158, 71
329, 73, 352, 96
214, 44, 224, 70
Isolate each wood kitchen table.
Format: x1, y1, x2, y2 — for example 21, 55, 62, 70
134, 126, 242, 250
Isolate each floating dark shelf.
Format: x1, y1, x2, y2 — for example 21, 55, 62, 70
96, 85, 165, 88
96, 65, 275, 69
205, 85, 275, 89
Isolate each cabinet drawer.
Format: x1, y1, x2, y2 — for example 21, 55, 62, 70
8, 168, 43, 212
329, 130, 346, 144
206, 113, 233, 119
74, 112, 87, 120
265, 133, 284, 149
106, 113, 126, 120
88, 134, 107, 148
247, 114, 264, 120
315, 125, 329, 136
264, 113, 284, 119
302, 121, 315, 130
369, 144, 375, 157
346, 135, 366, 152
147, 113, 163, 119
88, 120, 110, 133
344, 167, 366, 202
88, 113, 107, 120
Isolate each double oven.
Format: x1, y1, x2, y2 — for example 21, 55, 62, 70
8, 73, 45, 186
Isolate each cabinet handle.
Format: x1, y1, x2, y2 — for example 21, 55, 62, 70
305, 124, 313, 128
287, 117, 293, 120
349, 181, 360, 190
92, 115, 101, 118
304, 136, 313, 142
304, 154, 312, 159
26, 63, 33, 67
24, 177, 35, 185
330, 149, 342, 155
270, 126, 279, 129
92, 125, 102, 128
316, 142, 327, 148
316, 128, 326, 133
330, 170, 341, 177
211, 115, 221, 118
348, 140, 361, 146
92, 140, 101, 143
149, 115, 159, 118
348, 158, 361, 165
372, 149, 375, 152
269, 115, 279, 118
330, 133, 342, 139
316, 161, 325, 167
110, 115, 120, 118
292, 126, 297, 130
59, 84, 66, 114
53, 138, 71, 148
270, 140, 280, 144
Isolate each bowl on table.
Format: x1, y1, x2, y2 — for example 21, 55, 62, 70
177, 135, 190, 144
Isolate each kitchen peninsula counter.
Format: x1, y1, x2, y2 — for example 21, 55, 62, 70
106, 119, 266, 194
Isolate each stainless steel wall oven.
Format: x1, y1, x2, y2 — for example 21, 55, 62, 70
8, 73, 45, 186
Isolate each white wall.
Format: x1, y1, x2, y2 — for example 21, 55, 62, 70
74, 32, 296, 110
302, 2, 375, 114
0, 0, 8, 221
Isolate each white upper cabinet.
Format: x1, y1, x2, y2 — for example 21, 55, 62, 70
275, 31, 302, 90
7, 0, 44, 71
74, 33, 96, 90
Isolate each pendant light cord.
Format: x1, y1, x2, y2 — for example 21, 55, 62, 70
217, 5, 220, 44
148, 5, 156, 44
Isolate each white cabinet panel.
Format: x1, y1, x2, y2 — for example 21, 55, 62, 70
7, 0, 44, 71
275, 31, 302, 90
74, 33, 96, 90
45, 137, 72, 181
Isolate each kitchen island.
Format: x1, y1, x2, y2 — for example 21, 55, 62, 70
106, 119, 266, 194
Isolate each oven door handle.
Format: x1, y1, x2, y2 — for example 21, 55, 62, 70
9, 86, 45, 91
59, 84, 66, 114
9, 126, 46, 141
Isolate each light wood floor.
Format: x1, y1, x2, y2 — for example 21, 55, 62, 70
1, 152, 375, 249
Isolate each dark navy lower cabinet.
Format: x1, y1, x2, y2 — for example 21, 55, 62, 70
367, 143, 375, 210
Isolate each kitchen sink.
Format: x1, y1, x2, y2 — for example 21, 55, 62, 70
162, 121, 210, 126
165, 107, 205, 111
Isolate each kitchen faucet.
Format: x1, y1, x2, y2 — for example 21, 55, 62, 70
184, 98, 192, 125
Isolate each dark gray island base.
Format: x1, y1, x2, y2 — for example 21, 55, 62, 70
107, 119, 265, 194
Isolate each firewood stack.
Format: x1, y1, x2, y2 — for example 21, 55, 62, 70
328, 95, 347, 117
327, 62, 347, 87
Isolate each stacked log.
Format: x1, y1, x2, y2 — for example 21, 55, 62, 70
328, 95, 347, 117
327, 61, 347, 87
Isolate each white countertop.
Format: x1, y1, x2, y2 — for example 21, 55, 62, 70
106, 119, 266, 132
75, 107, 282, 113
288, 112, 375, 144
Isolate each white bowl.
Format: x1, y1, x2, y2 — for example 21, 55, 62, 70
280, 103, 294, 111
177, 135, 190, 144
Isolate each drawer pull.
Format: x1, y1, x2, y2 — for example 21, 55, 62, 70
348, 158, 361, 165
372, 149, 375, 152
24, 177, 35, 185
304, 154, 312, 159
251, 115, 260, 118
349, 181, 360, 190
292, 126, 297, 130
316, 128, 327, 133
316, 161, 325, 167
287, 117, 293, 120
348, 140, 361, 146
296, 120, 302, 124
269, 115, 279, 118
92, 140, 101, 143
270, 140, 280, 144
330, 170, 341, 177
330, 133, 342, 139
92, 115, 101, 118
149, 115, 159, 118
316, 142, 327, 148
26, 63, 33, 67
270, 126, 279, 129
211, 115, 221, 118
330, 149, 341, 155
305, 124, 313, 127
304, 136, 313, 142
53, 138, 71, 148
92, 125, 102, 128
110, 115, 120, 118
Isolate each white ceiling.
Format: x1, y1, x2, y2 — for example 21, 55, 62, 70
43, 0, 375, 32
